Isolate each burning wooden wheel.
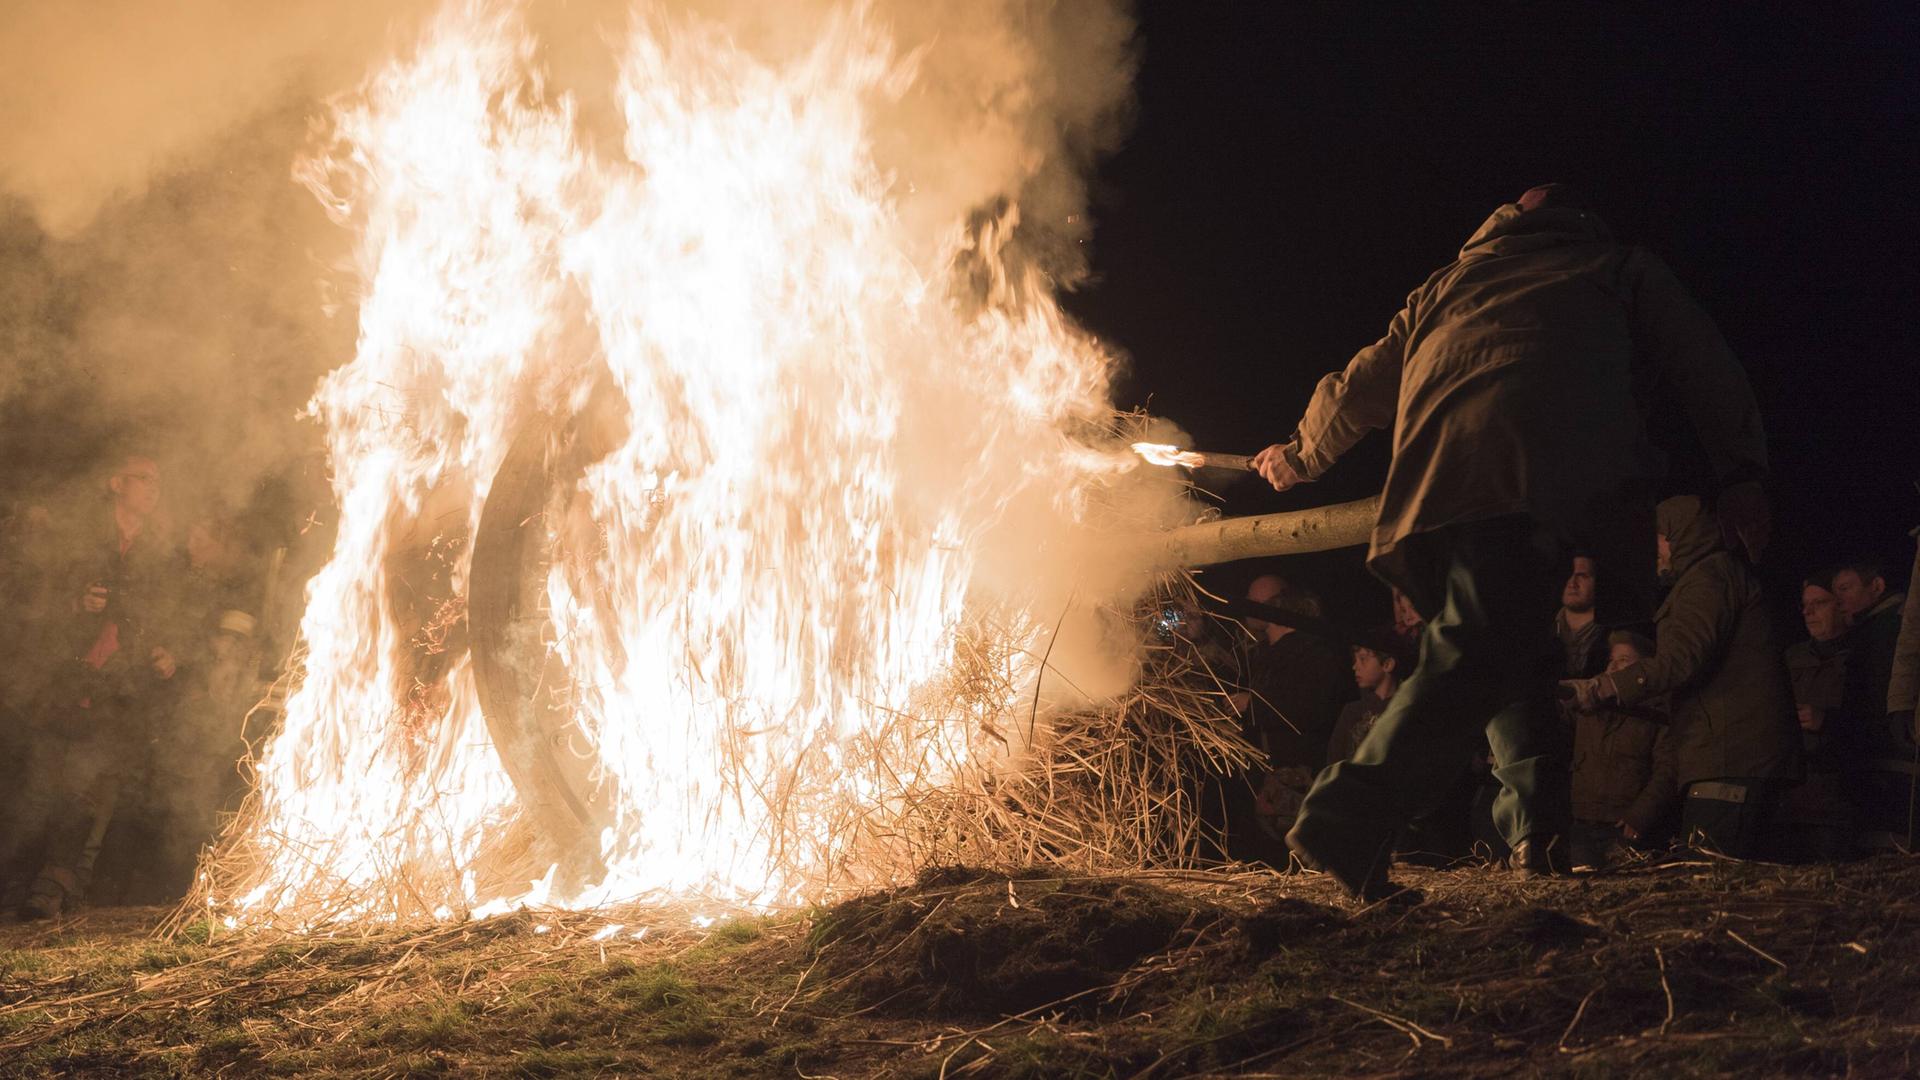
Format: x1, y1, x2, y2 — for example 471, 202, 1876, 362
468, 381, 629, 884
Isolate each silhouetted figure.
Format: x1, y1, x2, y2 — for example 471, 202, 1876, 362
1252, 185, 1769, 899
1229, 575, 1352, 863
1, 455, 185, 918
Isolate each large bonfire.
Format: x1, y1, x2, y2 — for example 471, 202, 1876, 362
200, 0, 1236, 929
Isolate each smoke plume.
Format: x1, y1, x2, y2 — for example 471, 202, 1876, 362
0, 0, 1135, 522
6, 1, 1174, 916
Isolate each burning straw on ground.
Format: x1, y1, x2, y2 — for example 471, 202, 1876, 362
101, 0, 1243, 929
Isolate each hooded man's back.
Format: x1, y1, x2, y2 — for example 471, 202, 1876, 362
1285, 194, 1768, 624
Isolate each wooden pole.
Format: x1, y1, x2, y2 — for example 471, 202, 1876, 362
1157, 495, 1380, 566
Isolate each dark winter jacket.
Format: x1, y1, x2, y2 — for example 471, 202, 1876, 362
1785, 635, 1854, 769
1603, 497, 1800, 785
1570, 699, 1677, 833
1239, 632, 1353, 771
1557, 609, 1609, 679
1843, 591, 1906, 722
1281, 201, 1766, 615
1786, 637, 1849, 715
1327, 692, 1390, 763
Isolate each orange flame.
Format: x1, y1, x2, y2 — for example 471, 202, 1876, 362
215, 1, 1185, 925
1130, 442, 1206, 469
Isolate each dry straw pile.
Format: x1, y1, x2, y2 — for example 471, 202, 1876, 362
180, 571, 1256, 932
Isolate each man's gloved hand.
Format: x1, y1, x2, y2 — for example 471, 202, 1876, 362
1561, 676, 1614, 713
1717, 480, 1772, 564
1251, 442, 1305, 493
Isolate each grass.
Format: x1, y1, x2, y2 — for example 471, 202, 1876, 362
2, 857, 1920, 1077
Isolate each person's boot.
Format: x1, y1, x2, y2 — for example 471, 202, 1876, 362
1286, 821, 1423, 907
1508, 835, 1571, 879
18, 867, 78, 921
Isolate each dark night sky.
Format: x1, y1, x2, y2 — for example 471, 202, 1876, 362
1064, 2, 1920, 620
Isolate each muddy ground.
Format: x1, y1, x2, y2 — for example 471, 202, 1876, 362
2, 855, 1917, 1077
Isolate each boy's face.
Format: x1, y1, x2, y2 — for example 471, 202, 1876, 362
1352, 647, 1391, 691
1605, 642, 1644, 674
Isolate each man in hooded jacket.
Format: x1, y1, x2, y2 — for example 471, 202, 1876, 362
1252, 185, 1769, 900
1570, 497, 1800, 856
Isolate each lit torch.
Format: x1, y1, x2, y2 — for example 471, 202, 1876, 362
1130, 442, 1255, 473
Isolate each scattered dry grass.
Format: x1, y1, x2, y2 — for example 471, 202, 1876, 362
6, 854, 1919, 1077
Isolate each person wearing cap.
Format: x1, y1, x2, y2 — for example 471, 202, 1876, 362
1566, 630, 1676, 868
1252, 184, 1771, 901
1566, 497, 1800, 858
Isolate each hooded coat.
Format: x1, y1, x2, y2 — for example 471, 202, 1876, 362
1604, 497, 1800, 785
1284, 201, 1768, 602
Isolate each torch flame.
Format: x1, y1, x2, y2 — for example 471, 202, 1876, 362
1130, 442, 1206, 469
207, 1, 1189, 926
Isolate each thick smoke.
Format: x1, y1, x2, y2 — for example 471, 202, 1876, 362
0, 1, 442, 540
1, 0, 1153, 710
0, 1, 433, 238
0, 0, 1135, 523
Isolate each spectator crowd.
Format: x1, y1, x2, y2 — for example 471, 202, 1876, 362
1216, 499, 1919, 874
2, 450, 1915, 919
0, 453, 280, 919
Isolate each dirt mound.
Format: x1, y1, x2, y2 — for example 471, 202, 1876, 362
810, 866, 1333, 1017
9, 859, 1920, 1077
1480, 905, 1605, 952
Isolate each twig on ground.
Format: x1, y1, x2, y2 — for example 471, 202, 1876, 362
1558, 984, 1602, 1052
1725, 928, 1788, 971
1330, 993, 1454, 1049
1653, 946, 1676, 1036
